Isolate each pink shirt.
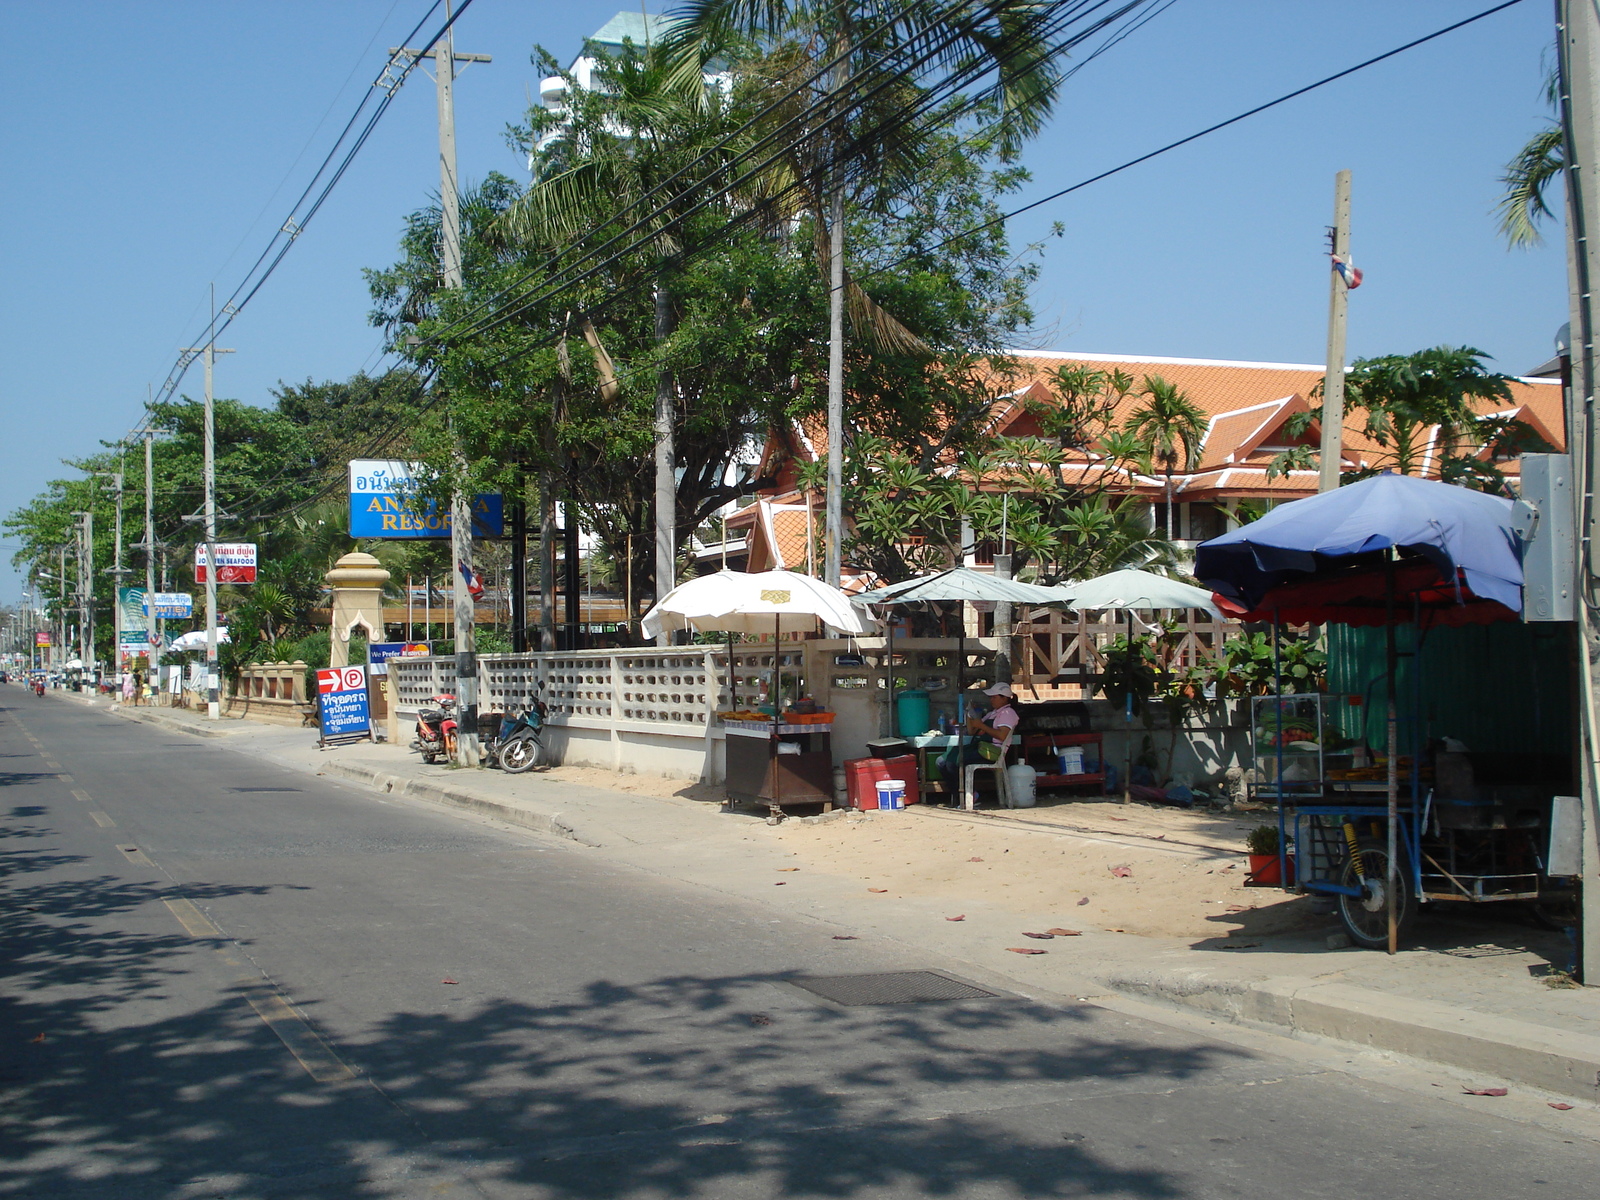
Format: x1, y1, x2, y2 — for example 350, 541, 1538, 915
988, 703, 1019, 748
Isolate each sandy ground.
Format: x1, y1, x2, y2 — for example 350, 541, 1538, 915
538, 764, 1329, 943
774, 795, 1329, 942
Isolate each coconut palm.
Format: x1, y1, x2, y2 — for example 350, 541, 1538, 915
1497, 66, 1562, 248
1123, 375, 1206, 539
499, 34, 771, 619
671, 1, 1075, 582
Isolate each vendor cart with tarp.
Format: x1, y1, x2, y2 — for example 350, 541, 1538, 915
1196, 474, 1577, 952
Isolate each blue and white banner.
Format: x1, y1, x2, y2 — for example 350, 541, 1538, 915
348, 459, 503, 539
316, 665, 371, 740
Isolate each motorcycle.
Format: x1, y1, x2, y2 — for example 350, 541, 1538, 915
412, 693, 459, 764
492, 696, 547, 774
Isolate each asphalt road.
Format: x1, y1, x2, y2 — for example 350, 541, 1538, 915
2, 689, 1594, 1199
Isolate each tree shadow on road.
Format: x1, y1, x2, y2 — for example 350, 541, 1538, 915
3, 818, 1249, 1198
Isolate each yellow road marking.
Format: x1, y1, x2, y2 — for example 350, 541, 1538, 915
238, 979, 356, 1084
70, 789, 91, 803
134, 845, 358, 1086
89, 811, 115, 828
162, 897, 222, 937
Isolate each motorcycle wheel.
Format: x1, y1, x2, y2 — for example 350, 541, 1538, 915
421, 750, 438, 764
499, 733, 543, 774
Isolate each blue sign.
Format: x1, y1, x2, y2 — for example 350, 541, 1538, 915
316, 666, 371, 741
347, 458, 503, 539
367, 642, 429, 675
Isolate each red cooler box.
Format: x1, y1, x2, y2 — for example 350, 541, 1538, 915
843, 754, 921, 809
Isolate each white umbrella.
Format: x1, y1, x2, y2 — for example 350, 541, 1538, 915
1052, 568, 1220, 804
1055, 568, 1221, 618
853, 567, 1071, 607
169, 628, 231, 652
641, 570, 876, 638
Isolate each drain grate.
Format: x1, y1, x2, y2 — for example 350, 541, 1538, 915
228, 787, 303, 793
789, 970, 998, 1006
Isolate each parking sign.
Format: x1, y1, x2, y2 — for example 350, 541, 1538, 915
315, 665, 372, 744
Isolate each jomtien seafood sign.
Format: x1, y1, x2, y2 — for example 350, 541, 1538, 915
347, 460, 504, 539
194, 543, 257, 584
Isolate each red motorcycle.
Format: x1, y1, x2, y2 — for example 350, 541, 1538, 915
412, 693, 458, 764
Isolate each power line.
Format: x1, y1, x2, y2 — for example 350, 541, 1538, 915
129, 0, 475, 439
435, 0, 1151, 351
867, 0, 1531, 282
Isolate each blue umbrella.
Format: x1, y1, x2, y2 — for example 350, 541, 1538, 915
1194, 474, 1523, 615
1194, 474, 1524, 956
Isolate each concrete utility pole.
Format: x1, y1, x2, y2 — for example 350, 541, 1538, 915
138, 432, 162, 690
654, 284, 676, 644
823, 46, 850, 587
73, 510, 93, 677
181, 308, 234, 721
1558, 0, 1600, 983
102, 471, 127, 679
1317, 169, 1352, 493
395, 8, 490, 764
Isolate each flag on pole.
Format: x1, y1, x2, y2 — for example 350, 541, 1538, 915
1332, 254, 1363, 289
458, 561, 485, 600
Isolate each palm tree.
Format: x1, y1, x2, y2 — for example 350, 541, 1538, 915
499, 34, 767, 627
1123, 375, 1206, 539
1497, 65, 1561, 248
672, 1, 1074, 583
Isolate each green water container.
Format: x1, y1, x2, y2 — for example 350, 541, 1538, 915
895, 689, 932, 737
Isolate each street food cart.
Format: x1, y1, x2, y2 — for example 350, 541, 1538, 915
1198, 474, 1577, 951
641, 569, 875, 822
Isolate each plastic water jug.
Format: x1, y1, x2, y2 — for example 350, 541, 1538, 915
1005, 762, 1038, 808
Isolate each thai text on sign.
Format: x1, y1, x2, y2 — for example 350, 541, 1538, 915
347, 459, 503, 539
315, 666, 371, 740
195, 543, 258, 584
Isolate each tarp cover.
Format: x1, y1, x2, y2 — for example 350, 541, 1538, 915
1194, 474, 1523, 623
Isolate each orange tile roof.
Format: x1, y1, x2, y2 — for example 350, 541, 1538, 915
997, 351, 1564, 498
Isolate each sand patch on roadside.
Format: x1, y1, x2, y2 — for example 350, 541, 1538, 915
775, 798, 1326, 941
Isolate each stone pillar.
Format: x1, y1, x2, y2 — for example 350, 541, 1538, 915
325, 552, 391, 669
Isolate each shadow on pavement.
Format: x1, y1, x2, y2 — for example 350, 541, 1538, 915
0, 816, 1245, 1198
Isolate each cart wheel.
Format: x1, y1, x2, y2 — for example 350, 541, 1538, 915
1337, 840, 1414, 950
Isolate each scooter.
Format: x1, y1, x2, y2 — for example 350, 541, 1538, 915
412, 693, 458, 764
494, 696, 547, 774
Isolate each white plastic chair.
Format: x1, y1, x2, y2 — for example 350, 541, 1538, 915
962, 747, 1012, 811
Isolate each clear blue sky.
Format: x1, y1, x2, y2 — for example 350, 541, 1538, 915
0, 0, 1564, 602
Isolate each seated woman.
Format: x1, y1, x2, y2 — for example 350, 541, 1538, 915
938, 683, 1020, 794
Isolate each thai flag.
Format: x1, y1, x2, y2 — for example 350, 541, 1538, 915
458, 561, 485, 600
1332, 254, 1363, 289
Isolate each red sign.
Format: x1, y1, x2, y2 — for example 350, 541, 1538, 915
316, 665, 369, 695
34, 632, 50, 646
195, 543, 258, 584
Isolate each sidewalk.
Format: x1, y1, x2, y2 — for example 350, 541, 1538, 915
109, 698, 1600, 1104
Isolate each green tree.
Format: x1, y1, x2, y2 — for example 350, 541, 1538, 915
1341, 346, 1521, 485
1123, 375, 1205, 539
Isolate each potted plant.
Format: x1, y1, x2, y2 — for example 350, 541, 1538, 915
1245, 823, 1292, 885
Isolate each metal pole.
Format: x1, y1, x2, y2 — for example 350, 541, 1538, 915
511, 500, 527, 652
1318, 169, 1352, 493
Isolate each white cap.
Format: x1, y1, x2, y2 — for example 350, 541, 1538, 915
983, 682, 1014, 698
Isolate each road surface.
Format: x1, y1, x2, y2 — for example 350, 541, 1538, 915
2, 690, 1593, 1198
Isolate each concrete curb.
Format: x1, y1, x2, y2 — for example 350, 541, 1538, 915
313, 759, 601, 847
1104, 969, 1600, 1102
109, 706, 239, 739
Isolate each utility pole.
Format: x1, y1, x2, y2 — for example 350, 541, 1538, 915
102, 470, 128, 682
654, 284, 676, 642
1317, 169, 1353, 493
73, 510, 93, 678
395, 8, 490, 764
137, 432, 162, 694
1558, 0, 1600, 984
181, 299, 234, 721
